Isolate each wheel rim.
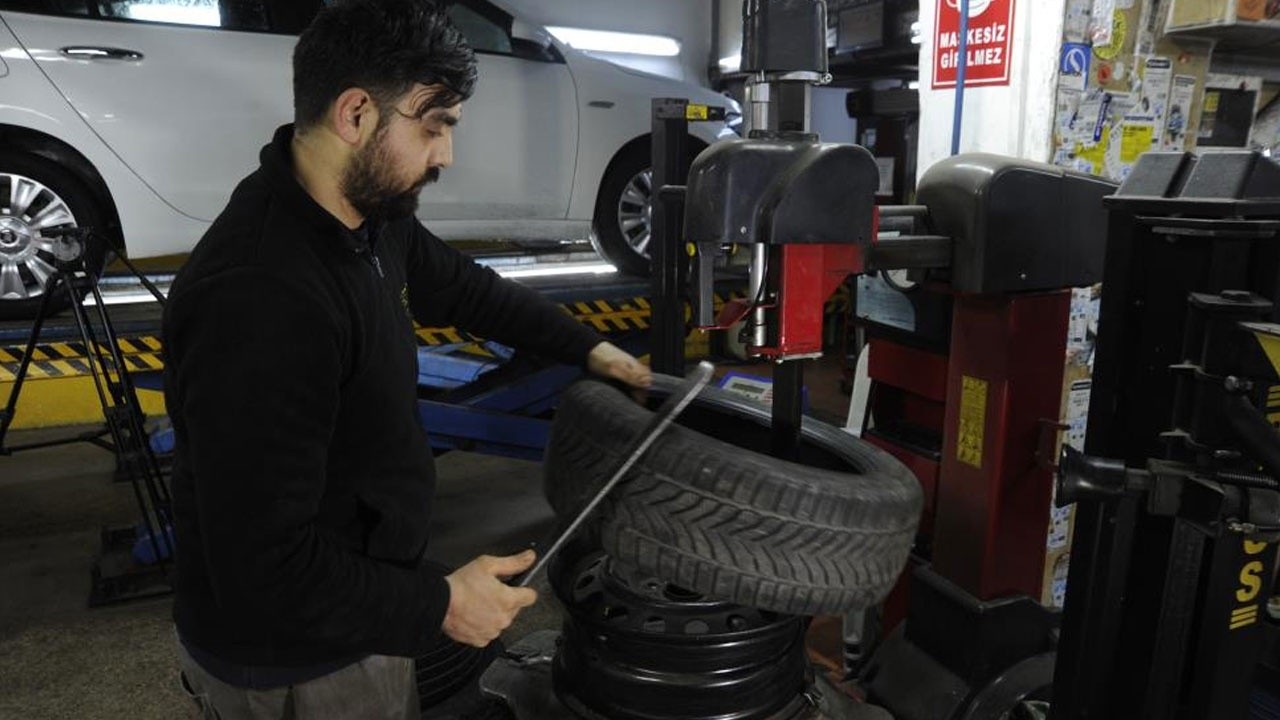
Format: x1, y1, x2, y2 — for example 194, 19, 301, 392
0, 173, 77, 301
615, 168, 653, 259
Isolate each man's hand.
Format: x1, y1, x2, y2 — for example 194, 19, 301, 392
587, 341, 652, 390
443, 551, 538, 648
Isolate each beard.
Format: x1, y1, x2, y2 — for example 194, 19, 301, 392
341, 130, 440, 221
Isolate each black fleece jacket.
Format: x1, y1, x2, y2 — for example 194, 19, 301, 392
163, 125, 602, 669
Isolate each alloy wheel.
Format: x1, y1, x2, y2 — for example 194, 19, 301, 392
615, 168, 653, 258
0, 173, 77, 300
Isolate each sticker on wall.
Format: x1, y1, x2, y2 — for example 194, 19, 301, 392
932, 0, 1017, 89
1139, 56, 1174, 146
1092, 10, 1128, 62
1162, 75, 1197, 151
1089, 0, 1116, 46
1059, 42, 1091, 92
1051, 553, 1071, 608
1048, 505, 1073, 550
1063, 0, 1093, 42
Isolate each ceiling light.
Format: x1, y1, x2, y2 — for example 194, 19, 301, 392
546, 27, 681, 57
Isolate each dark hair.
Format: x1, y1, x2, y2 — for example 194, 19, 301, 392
292, 0, 478, 130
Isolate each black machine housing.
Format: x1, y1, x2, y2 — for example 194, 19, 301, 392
1053, 150, 1280, 720
915, 154, 1115, 294
683, 138, 881, 247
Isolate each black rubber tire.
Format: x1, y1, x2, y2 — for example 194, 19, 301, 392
589, 144, 652, 278
0, 151, 109, 321
415, 634, 502, 711
544, 375, 922, 616
589, 141, 704, 279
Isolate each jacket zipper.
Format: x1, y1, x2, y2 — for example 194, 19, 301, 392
359, 248, 385, 279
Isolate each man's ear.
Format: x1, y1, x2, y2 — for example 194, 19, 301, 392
330, 88, 378, 146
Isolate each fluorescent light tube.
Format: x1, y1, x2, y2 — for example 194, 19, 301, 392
498, 263, 618, 279
547, 26, 681, 57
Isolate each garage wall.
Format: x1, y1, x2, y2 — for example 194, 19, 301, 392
515, 0, 714, 86
916, 0, 1066, 175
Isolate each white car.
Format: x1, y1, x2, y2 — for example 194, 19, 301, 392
0, 0, 739, 319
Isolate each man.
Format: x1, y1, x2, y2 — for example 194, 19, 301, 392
161, 1, 651, 717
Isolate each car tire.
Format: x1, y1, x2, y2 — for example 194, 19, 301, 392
0, 151, 110, 321
544, 375, 923, 616
589, 145, 652, 277
590, 142, 703, 278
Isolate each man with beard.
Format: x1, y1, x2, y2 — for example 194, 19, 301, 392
161, 1, 651, 718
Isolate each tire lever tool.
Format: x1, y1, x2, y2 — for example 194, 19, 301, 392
512, 361, 715, 588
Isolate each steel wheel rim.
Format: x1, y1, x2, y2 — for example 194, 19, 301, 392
615, 168, 653, 258
0, 173, 77, 300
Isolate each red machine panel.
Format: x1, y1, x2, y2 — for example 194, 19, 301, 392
931, 291, 1071, 601
768, 244, 861, 358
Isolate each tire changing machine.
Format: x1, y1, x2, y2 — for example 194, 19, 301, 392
478, 1, 1110, 718
481, 2, 1280, 719
478, 2, 904, 719
845, 151, 1280, 717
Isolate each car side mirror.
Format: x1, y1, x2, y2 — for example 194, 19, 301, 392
511, 19, 553, 50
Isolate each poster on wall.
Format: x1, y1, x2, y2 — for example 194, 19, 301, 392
932, 0, 1017, 89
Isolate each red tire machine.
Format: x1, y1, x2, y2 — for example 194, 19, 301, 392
658, 1, 1115, 716
679, 85, 1117, 717
847, 159, 1117, 719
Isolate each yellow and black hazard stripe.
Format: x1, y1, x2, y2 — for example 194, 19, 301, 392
0, 293, 743, 382
0, 338, 165, 382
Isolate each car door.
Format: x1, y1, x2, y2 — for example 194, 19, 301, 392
1, 0, 296, 223
430, 0, 577, 221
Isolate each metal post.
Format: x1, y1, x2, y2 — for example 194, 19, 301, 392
650, 98, 690, 377
1050, 497, 1138, 719
772, 359, 804, 460
951, 0, 971, 156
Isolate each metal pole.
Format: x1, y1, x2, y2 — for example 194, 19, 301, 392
650, 98, 690, 377
771, 359, 804, 461
951, 0, 971, 156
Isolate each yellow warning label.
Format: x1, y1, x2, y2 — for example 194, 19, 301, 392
1230, 539, 1270, 630
957, 375, 988, 469
1254, 332, 1280, 377
685, 104, 709, 121
1267, 385, 1280, 430
1120, 123, 1154, 164
1074, 133, 1109, 176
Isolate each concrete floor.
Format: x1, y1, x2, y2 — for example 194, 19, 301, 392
0, 433, 563, 720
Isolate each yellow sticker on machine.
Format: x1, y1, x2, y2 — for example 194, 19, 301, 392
1229, 539, 1270, 630
1254, 331, 1280, 377
957, 375, 988, 469
685, 104, 709, 121
1268, 384, 1280, 430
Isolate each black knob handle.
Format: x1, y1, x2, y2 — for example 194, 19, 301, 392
1056, 445, 1129, 507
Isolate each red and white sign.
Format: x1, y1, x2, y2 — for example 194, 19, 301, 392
932, 0, 1016, 89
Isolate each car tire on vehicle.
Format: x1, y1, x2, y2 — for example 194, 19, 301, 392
0, 151, 109, 321
544, 376, 923, 617
590, 145, 653, 277
590, 142, 706, 278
